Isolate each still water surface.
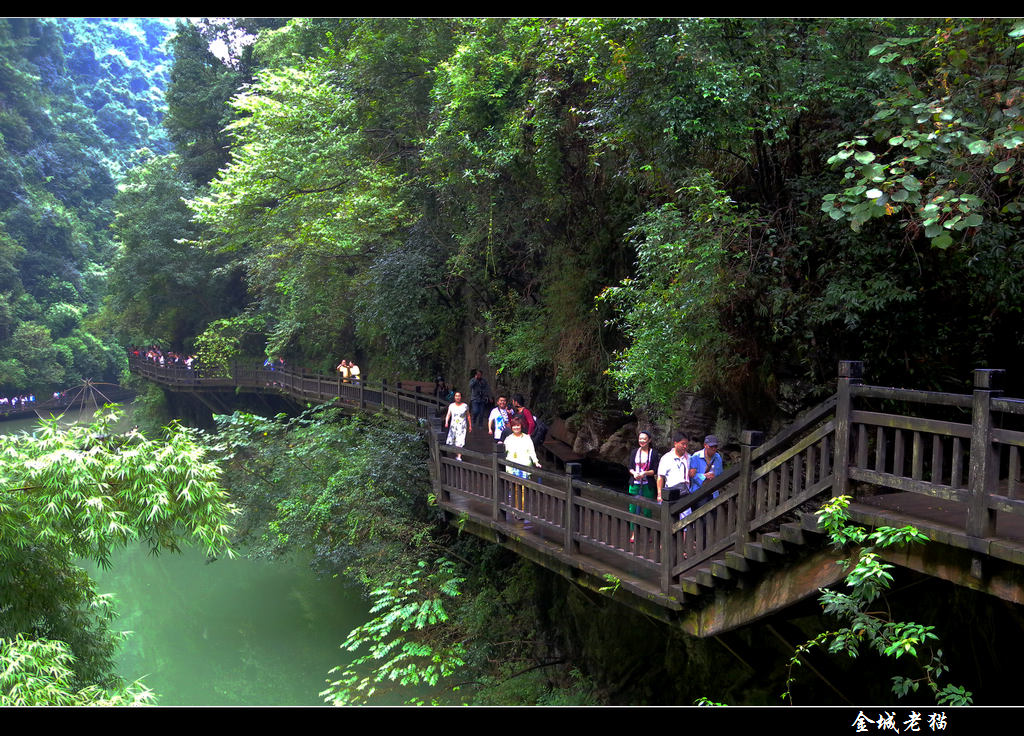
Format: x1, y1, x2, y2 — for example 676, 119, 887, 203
89, 546, 366, 706
5, 404, 368, 706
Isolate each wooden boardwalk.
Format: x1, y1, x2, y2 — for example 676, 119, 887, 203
130, 356, 1024, 635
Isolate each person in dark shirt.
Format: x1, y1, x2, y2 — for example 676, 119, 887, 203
511, 394, 535, 436
469, 369, 491, 428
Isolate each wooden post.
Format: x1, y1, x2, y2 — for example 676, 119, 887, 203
564, 462, 581, 554
737, 430, 763, 545
359, 378, 365, 410
660, 496, 673, 594
382, 379, 387, 410
967, 368, 1003, 540
492, 443, 502, 521
832, 360, 863, 498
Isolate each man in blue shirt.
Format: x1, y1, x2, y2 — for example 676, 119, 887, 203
689, 435, 724, 505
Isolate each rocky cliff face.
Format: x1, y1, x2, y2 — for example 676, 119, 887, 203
565, 392, 723, 467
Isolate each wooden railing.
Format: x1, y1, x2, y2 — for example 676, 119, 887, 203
843, 366, 1024, 539
130, 355, 1024, 607
129, 355, 444, 421
431, 389, 844, 600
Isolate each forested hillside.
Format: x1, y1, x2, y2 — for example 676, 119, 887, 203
107, 19, 1024, 442
0, 18, 175, 395
4, 17, 1024, 434
8, 18, 1023, 430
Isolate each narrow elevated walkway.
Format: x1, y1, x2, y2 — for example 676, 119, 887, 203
130, 356, 1024, 635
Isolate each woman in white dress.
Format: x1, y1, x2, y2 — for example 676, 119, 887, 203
444, 391, 472, 461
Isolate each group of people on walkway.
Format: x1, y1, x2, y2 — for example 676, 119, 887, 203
445, 380, 549, 521
131, 345, 197, 369
0, 393, 37, 413
444, 378, 542, 513
335, 359, 362, 383
445, 369, 726, 532
627, 430, 723, 540
446, 385, 541, 519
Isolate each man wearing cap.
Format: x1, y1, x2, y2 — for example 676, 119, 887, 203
689, 435, 724, 501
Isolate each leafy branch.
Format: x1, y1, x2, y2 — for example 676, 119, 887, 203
321, 558, 467, 705
783, 495, 972, 706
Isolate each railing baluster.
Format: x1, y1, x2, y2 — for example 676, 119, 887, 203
894, 429, 905, 477
912, 431, 923, 480
931, 435, 944, 486
856, 423, 868, 468
819, 434, 830, 482
755, 476, 766, 520
791, 453, 803, 500
952, 437, 964, 489
1010, 446, 1021, 500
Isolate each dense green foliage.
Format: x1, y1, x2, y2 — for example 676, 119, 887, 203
0, 18, 176, 394
0, 407, 235, 703
597, 179, 754, 408
322, 558, 467, 705
217, 407, 434, 582
1, 634, 153, 706
57, 18, 175, 170
218, 406, 602, 705
126, 18, 1024, 428
105, 152, 245, 347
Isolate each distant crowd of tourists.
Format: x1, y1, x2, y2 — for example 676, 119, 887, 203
0, 394, 37, 412
130, 346, 370, 387
130, 345, 197, 369
0, 391, 78, 415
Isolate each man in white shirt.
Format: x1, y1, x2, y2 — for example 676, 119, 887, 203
488, 395, 512, 443
656, 432, 691, 503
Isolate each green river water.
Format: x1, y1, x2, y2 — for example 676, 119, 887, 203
4, 405, 369, 706
88, 545, 366, 706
